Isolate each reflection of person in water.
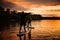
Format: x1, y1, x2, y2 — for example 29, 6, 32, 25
19, 34, 26, 40
18, 29, 31, 40
28, 29, 31, 40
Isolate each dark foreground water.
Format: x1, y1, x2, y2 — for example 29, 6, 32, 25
0, 20, 60, 40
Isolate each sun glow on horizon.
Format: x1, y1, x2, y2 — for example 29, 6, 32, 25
28, 5, 60, 14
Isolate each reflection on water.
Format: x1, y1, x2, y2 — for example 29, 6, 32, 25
18, 30, 31, 40
0, 20, 60, 40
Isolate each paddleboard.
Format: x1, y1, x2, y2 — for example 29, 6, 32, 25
29, 26, 34, 29
25, 26, 34, 29
17, 32, 26, 36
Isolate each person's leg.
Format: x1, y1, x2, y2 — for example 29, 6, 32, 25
19, 25, 22, 33
27, 22, 29, 30
24, 23, 26, 32
29, 22, 31, 27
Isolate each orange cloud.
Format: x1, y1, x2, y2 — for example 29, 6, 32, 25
1, 0, 60, 15
29, 5, 60, 14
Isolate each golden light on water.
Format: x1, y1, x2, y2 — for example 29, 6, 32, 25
31, 20, 60, 36
1, 0, 60, 40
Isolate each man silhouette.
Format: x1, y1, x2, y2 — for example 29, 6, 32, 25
19, 11, 28, 32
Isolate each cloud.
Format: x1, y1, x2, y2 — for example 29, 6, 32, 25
0, 0, 60, 11
24, 0, 60, 3
23, 0, 60, 5
0, 0, 27, 11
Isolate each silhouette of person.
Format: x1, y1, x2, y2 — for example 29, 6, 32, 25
28, 14, 31, 26
19, 11, 28, 32
27, 13, 32, 30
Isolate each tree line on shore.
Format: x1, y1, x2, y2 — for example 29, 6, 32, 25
0, 7, 42, 22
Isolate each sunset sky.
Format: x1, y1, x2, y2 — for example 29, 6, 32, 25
0, 0, 60, 16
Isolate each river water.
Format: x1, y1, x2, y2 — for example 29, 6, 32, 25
0, 20, 60, 40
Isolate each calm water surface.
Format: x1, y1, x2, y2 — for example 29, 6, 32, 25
0, 20, 60, 40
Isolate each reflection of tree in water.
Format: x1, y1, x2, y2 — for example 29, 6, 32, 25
0, 21, 17, 31
0, 21, 6, 31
